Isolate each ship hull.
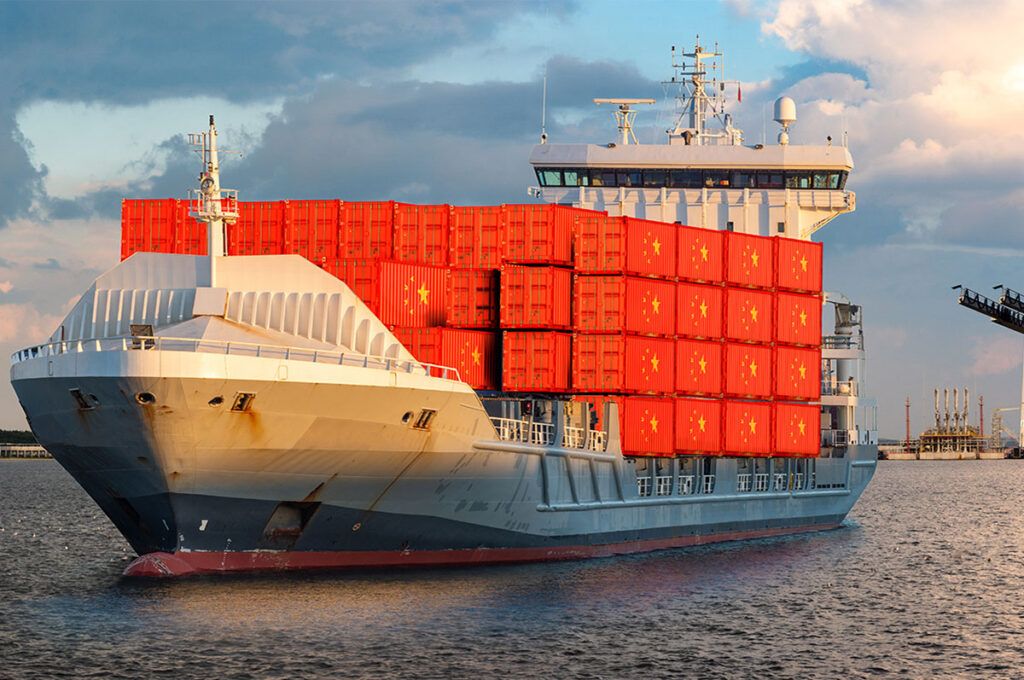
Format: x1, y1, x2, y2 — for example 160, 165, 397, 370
12, 347, 876, 577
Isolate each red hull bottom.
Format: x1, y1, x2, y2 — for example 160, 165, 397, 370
123, 522, 841, 577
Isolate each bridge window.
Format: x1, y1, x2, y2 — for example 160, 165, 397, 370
732, 170, 755, 188
616, 169, 643, 186
590, 168, 617, 186
537, 169, 562, 186
757, 172, 784, 188
704, 170, 730, 187
563, 168, 589, 186
668, 169, 702, 188
643, 169, 667, 187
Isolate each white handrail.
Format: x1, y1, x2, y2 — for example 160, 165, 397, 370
490, 417, 606, 451
11, 334, 462, 382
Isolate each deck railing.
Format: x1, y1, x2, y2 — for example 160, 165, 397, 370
490, 417, 606, 452
11, 335, 461, 382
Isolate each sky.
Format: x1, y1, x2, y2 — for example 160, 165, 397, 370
3, 0, 1024, 439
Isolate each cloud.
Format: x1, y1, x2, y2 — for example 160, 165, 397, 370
0, 303, 61, 343
32, 258, 61, 270
0, 281, 12, 293
969, 335, 1024, 377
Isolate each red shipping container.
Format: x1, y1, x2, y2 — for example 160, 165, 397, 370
392, 327, 499, 390
724, 231, 773, 289
725, 287, 774, 343
677, 225, 724, 282
675, 338, 723, 395
393, 203, 450, 266
775, 237, 823, 293
775, 292, 822, 347
574, 215, 677, 279
675, 398, 723, 454
447, 268, 499, 328
176, 205, 206, 255
449, 206, 503, 269
340, 201, 393, 259
774, 402, 821, 457
376, 261, 448, 327
620, 397, 675, 456
500, 265, 572, 329
724, 343, 773, 398
327, 259, 380, 311
121, 198, 181, 259
774, 346, 821, 402
230, 201, 286, 256
502, 204, 573, 265
677, 282, 724, 338
723, 400, 773, 456
283, 200, 341, 264
572, 334, 675, 394
574, 276, 676, 336
502, 331, 571, 392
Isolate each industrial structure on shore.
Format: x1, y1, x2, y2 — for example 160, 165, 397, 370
884, 387, 1017, 460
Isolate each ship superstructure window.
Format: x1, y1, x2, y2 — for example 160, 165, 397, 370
231, 392, 256, 412
412, 408, 437, 430
535, 167, 848, 190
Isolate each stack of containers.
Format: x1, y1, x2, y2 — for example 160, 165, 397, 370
572, 215, 679, 456
119, 199, 823, 459
500, 205, 576, 393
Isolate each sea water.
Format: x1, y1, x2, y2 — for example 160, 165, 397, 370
1, 459, 1023, 679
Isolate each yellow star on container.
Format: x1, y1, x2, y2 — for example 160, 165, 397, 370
698, 355, 707, 373
471, 346, 482, 365
751, 251, 759, 267
798, 419, 806, 436
417, 283, 430, 304
750, 305, 758, 323
800, 255, 808, 272
697, 414, 707, 432
799, 310, 807, 326
651, 355, 660, 373
749, 360, 758, 378
798, 362, 806, 379
700, 244, 709, 261
652, 295, 661, 314
748, 418, 757, 435
650, 415, 659, 433
652, 238, 662, 256
699, 300, 708, 318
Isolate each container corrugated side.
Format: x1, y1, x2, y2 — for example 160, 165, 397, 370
675, 338, 723, 396
446, 268, 499, 328
773, 346, 821, 401
774, 292, 823, 347
724, 342, 773, 399
572, 334, 675, 394
393, 203, 450, 266
449, 206, 503, 269
724, 231, 773, 289
675, 398, 723, 454
392, 327, 499, 390
620, 397, 675, 457
774, 237, 823, 293
677, 282, 724, 339
502, 204, 573, 265
574, 215, 676, 278
724, 287, 774, 343
723, 400, 773, 456
375, 261, 448, 327
774, 402, 821, 457
230, 201, 286, 256
121, 199, 181, 259
340, 201, 393, 259
500, 265, 572, 329
501, 331, 571, 392
574, 276, 676, 336
283, 199, 341, 265
326, 259, 380, 311
677, 225, 724, 283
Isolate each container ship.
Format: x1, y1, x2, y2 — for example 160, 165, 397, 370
10, 42, 877, 577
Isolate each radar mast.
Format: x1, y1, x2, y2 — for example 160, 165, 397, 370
188, 116, 239, 286
664, 37, 743, 146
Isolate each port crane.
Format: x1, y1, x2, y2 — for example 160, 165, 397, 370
954, 284, 1024, 452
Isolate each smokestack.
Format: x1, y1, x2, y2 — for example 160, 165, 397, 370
944, 388, 950, 433
953, 388, 960, 431
934, 388, 940, 430
964, 387, 970, 433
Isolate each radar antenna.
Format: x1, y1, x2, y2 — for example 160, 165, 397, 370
593, 99, 655, 145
